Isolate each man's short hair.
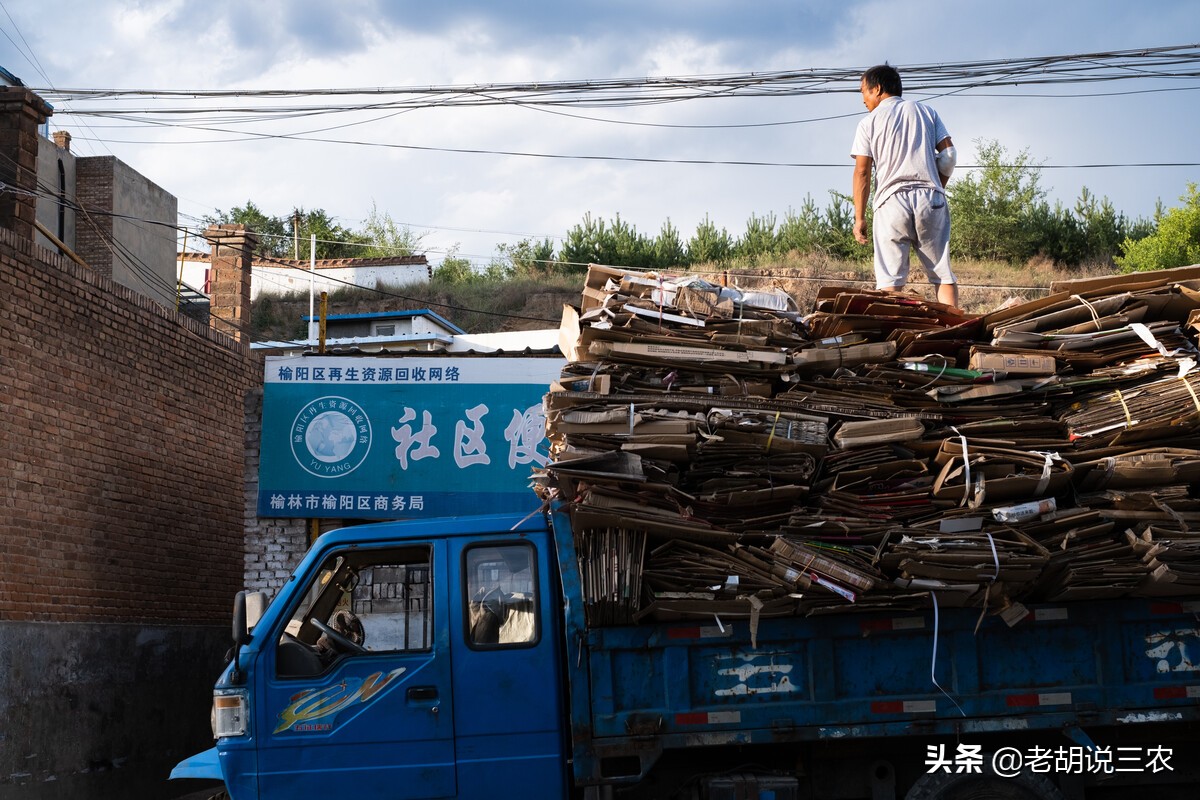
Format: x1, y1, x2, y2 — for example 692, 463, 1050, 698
862, 64, 902, 96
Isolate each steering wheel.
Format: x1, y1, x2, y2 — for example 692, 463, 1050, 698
311, 617, 368, 655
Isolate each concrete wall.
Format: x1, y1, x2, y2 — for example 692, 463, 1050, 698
0, 224, 261, 799
34, 135, 75, 252
0, 623, 228, 800
111, 158, 179, 307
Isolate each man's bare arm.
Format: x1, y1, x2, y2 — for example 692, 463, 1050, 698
853, 155, 873, 244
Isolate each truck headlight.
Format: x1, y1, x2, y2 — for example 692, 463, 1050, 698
212, 690, 249, 738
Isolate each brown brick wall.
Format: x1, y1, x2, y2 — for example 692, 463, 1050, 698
207, 225, 256, 343
73, 155, 115, 279
0, 226, 262, 624
0, 87, 51, 242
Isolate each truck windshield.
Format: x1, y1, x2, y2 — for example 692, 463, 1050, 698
277, 545, 433, 677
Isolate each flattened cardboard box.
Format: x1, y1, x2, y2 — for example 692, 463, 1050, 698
833, 417, 925, 449
969, 350, 1057, 375
591, 340, 790, 365
792, 341, 897, 368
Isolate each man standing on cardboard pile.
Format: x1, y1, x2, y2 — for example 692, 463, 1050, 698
851, 63, 959, 308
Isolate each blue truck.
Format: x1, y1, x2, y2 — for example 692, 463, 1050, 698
173, 507, 1200, 800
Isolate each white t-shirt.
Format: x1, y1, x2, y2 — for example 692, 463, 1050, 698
851, 96, 950, 209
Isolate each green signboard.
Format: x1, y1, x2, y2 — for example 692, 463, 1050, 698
258, 355, 564, 519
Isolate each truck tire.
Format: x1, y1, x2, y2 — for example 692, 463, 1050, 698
905, 768, 1066, 800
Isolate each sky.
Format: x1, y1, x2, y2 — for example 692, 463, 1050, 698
2, 0, 1198, 269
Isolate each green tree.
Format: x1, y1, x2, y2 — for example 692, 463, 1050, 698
1075, 187, 1122, 258
1025, 200, 1086, 265
479, 258, 516, 281
432, 246, 476, 283
204, 201, 289, 258
687, 214, 734, 263
560, 212, 612, 266
497, 237, 560, 276
357, 203, 427, 257
948, 139, 1045, 262
736, 212, 778, 261
608, 214, 653, 268
290, 207, 369, 260
558, 213, 654, 268
1023, 187, 1155, 267
777, 196, 822, 255
1116, 184, 1200, 272
203, 202, 369, 260
818, 191, 867, 260
652, 219, 688, 268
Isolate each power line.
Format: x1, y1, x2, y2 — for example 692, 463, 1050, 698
0, 0, 52, 89
36, 44, 1200, 113
58, 77, 1200, 134
913, 83, 1200, 100
24, 42, 1200, 176
0, 1, 115, 161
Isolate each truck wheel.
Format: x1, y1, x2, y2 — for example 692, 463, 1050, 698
905, 769, 1066, 800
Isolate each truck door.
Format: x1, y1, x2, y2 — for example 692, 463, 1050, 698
449, 537, 568, 798
256, 542, 456, 798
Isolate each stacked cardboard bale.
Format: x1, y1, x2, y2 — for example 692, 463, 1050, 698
536, 264, 1200, 628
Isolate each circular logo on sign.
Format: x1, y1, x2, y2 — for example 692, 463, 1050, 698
291, 396, 372, 478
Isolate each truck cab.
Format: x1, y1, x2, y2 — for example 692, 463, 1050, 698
185, 512, 567, 800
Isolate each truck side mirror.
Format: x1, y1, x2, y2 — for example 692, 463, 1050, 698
230, 591, 256, 685
245, 591, 268, 632
232, 590, 250, 650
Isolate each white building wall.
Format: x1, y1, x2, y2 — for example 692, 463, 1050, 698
412, 315, 443, 335
178, 258, 209, 293
251, 264, 429, 300
450, 329, 561, 352
176, 261, 430, 299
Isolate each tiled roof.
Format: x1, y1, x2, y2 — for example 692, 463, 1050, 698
178, 251, 428, 268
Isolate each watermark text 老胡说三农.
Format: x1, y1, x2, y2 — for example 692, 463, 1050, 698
925, 743, 1173, 777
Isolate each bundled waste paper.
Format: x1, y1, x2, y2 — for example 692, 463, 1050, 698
534, 264, 1200, 628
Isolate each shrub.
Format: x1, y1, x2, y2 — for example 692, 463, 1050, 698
1116, 184, 1200, 272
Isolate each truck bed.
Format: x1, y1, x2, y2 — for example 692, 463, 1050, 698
568, 585, 1199, 786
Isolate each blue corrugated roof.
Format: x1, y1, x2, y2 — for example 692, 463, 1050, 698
300, 308, 465, 334
250, 330, 456, 351
0, 66, 25, 87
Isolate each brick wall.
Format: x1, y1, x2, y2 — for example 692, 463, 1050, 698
73, 155, 115, 279
0, 87, 51, 242
0, 222, 262, 798
0, 226, 261, 622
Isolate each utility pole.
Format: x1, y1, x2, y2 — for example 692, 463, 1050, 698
293, 210, 301, 260
308, 233, 317, 346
